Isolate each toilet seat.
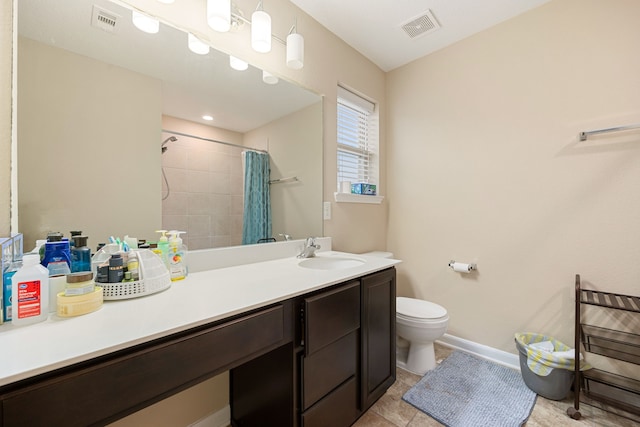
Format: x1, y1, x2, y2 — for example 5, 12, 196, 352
397, 297, 447, 321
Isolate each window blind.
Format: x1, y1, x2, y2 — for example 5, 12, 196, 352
337, 87, 378, 192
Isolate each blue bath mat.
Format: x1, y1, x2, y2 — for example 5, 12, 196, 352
402, 351, 537, 427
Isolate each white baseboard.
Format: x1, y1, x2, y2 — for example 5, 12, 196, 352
437, 333, 520, 370
190, 405, 230, 427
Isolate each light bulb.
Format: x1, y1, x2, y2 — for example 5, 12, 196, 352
229, 56, 248, 71
262, 70, 278, 85
207, 0, 231, 32
132, 11, 159, 34
188, 33, 210, 55
251, 10, 271, 53
286, 32, 304, 69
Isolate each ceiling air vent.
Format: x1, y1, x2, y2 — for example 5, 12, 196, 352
401, 10, 440, 39
91, 4, 121, 34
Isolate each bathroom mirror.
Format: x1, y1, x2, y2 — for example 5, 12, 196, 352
17, 0, 323, 250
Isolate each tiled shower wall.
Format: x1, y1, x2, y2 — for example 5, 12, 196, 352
161, 133, 244, 250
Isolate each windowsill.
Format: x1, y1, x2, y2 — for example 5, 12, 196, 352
334, 192, 384, 204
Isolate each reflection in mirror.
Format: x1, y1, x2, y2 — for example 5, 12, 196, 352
17, 0, 323, 251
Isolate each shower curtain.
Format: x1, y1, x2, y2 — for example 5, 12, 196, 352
242, 151, 272, 245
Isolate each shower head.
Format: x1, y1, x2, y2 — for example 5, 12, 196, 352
161, 136, 178, 153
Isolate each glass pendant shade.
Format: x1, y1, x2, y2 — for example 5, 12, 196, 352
207, 0, 231, 32
286, 33, 304, 69
262, 70, 278, 85
251, 10, 272, 53
188, 34, 210, 55
229, 56, 249, 71
132, 11, 160, 34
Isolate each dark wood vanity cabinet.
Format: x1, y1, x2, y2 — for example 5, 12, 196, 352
0, 267, 395, 427
231, 267, 396, 427
360, 268, 396, 411
0, 302, 293, 427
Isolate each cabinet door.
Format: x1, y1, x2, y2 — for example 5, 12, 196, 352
361, 268, 396, 410
304, 281, 360, 356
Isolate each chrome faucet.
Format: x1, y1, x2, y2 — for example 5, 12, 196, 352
297, 237, 321, 258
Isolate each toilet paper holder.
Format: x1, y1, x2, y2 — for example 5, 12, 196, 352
448, 260, 477, 272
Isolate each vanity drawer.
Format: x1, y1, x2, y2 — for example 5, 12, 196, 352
1, 303, 290, 427
301, 376, 358, 427
302, 331, 357, 410
304, 281, 360, 356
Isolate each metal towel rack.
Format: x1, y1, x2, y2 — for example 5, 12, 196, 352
579, 123, 640, 141
269, 176, 299, 184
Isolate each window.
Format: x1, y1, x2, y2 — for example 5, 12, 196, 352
336, 87, 380, 203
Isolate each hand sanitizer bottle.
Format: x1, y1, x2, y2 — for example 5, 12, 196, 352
11, 254, 49, 326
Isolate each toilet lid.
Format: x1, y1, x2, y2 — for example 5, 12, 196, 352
397, 297, 447, 319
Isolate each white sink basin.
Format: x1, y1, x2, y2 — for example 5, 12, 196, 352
298, 256, 366, 270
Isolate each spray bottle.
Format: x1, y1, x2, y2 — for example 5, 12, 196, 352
168, 231, 187, 281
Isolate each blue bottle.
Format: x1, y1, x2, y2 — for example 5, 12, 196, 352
42, 239, 71, 276
71, 236, 91, 273
2, 259, 21, 321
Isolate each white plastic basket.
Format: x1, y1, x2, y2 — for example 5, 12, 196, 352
92, 247, 171, 300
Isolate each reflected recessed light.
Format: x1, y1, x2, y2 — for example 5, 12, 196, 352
202, 115, 214, 121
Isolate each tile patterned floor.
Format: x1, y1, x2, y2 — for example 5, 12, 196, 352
354, 345, 637, 427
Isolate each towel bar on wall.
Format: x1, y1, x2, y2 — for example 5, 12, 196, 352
579, 123, 640, 141
269, 176, 299, 184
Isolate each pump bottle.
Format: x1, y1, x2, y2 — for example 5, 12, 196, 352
168, 230, 187, 281
155, 230, 170, 269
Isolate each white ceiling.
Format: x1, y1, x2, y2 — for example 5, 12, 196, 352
291, 0, 552, 72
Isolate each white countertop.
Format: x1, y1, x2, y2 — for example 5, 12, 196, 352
0, 250, 400, 387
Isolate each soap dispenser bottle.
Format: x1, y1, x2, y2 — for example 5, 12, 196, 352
155, 230, 170, 269
168, 230, 187, 281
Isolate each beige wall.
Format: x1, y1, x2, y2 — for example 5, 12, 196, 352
387, 0, 640, 353
18, 38, 163, 249
109, 372, 229, 427
245, 101, 323, 241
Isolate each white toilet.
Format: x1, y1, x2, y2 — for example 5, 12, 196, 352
360, 251, 449, 376
396, 296, 449, 375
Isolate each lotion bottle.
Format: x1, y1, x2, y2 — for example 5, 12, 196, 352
11, 253, 49, 326
168, 230, 187, 281
155, 230, 170, 269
